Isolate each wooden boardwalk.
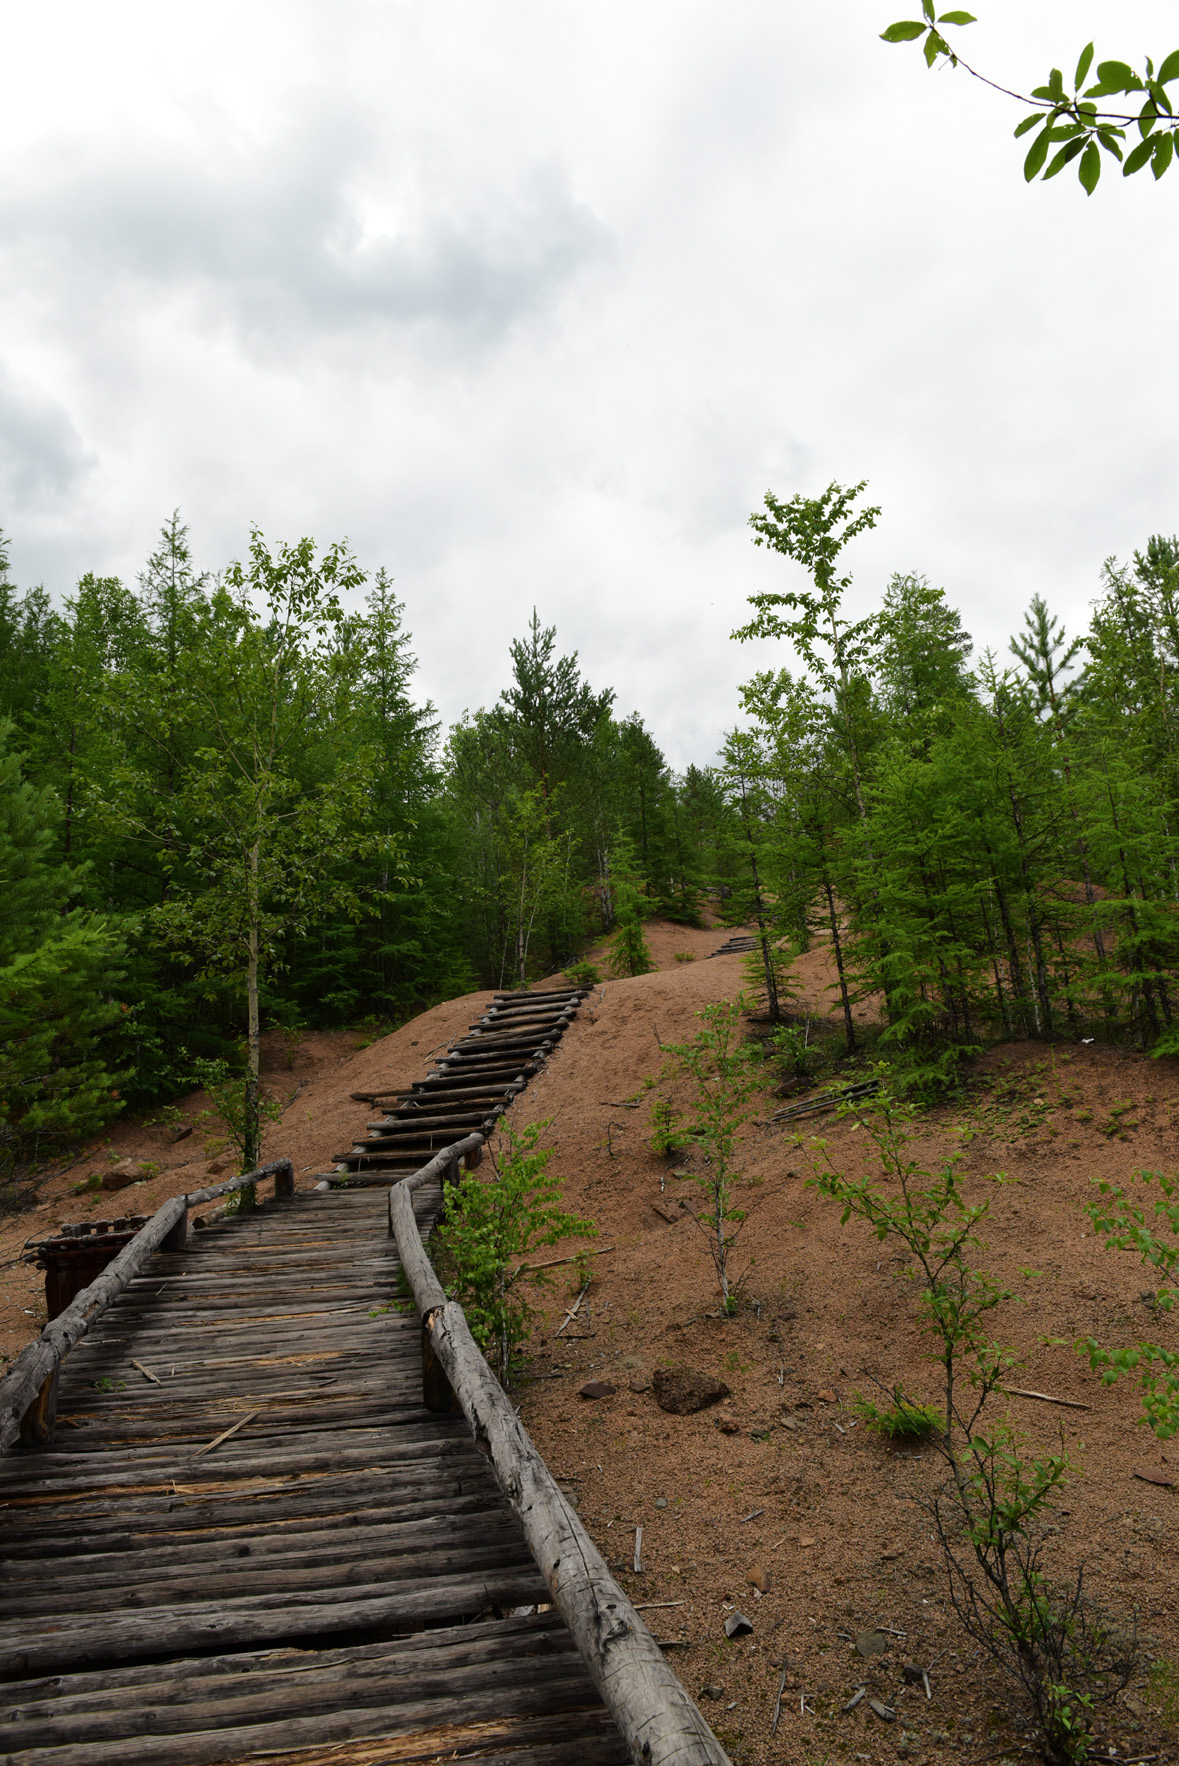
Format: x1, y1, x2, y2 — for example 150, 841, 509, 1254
0, 1174, 627, 1761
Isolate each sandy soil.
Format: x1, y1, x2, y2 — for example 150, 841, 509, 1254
3, 921, 1178, 1762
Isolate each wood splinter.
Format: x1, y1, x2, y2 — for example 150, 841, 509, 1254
190, 1407, 263, 1460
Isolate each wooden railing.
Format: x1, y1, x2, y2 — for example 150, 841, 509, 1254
0, 1158, 295, 1452
388, 1136, 732, 1766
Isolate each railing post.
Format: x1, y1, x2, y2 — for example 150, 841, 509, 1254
18, 1370, 58, 1446
421, 1304, 462, 1414
274, 1161, 295, 1198
162, 1210, 188, 1252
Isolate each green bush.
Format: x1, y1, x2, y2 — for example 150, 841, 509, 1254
432, 1121, 595, 1382
853, 1387, 944, 1440
563, 961, 600, 987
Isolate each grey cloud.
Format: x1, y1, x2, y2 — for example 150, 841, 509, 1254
0, 367, 93, 510
0, 116, 608, 352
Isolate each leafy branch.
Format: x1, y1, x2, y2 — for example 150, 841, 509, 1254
882, 4, 1179, 193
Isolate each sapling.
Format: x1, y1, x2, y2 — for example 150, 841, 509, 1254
662, 998, 763, 1313
1081, 1168, 1179, 1438
432, 1120, 595, 1382
811, 1084, 1136, 1764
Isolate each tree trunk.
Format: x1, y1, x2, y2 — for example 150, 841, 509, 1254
822, 873, 856, 1053
242, 837, 262, 1198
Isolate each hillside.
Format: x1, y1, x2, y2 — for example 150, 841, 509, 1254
2, 923, 1177, 1761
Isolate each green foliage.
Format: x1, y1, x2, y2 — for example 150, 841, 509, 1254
562, 960, 600, 987
1081, 1169, 1179, 1439
190, 1057, 282, 1190
662, 998, 763, 1308
811, 1090, 1136, 1762
606, 831, 654, 978
853, 1387, 944, 1439
648, 1097, 687, 1156
880, 8, 1179, 194
432, 1121, 595, 1382
0, 722, 127, 1182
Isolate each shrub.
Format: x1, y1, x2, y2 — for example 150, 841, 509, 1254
563, 960, 600, 987
432, 1120, 595, 1382
853, 1387, 943, 1440
812, 1088, 1137, 1762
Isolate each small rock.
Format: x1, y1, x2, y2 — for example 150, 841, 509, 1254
101, 1159, 150, 1192
723, 1611, 753, 1639
867, 1697, 896, 1721
799, 1535, 816, 1548
654, 1497, 668, 1509
652, 1367, 730, 1415
1133, 1466, 1176, 1487
855, 1630, 889, 1659
167, 1124, 193, 1143
716, 1415, 740, 1434
902, 1661, 925, 1684
578, 1380, 617, 1400
699, 1683, 724, 1700
746, 1565, 771, 1592
816, 1389, 837, 1403
629, 1378, 651, 1393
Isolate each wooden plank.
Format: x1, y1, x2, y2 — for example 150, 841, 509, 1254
0, 1694, 621, 1766
0, 1569, 551, 1676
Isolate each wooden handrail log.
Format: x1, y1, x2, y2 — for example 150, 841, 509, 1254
0, 1157, 294, 1453
388, 1148, 730, 1766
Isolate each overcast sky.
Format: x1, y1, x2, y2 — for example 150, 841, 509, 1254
1, 1, 1175, 766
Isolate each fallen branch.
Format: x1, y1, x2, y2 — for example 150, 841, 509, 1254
1001, 1386, 1091, 1412
634, 1600, 686, 1611
771, 1665, 788, 1736
130, 1359, 160, 1385
556, 1281, 591, 1337
190, 1407, 263, 1459
516, 1245, 613, 1276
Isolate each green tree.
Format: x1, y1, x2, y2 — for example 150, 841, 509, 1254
0, 724, 127, 1182
101, 533, 407, 1175
663, 1000, 763, 1311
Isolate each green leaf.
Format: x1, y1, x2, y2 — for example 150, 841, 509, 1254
880, 19, 927, 42
1079, 139, 1101, 194
1023, 127, 1053, 181
1094, 60, 1139, 92
1074, 42, 1095, 90
1047, 67, 1065, 102
1152, 130, 1175, 178
1097, 128, 1125, 160
921, 0, 935, 20
936, 9, 976, 23
923, 29, 949, 66
1158, 49, 1179, 86
1122, 136, 1155, 175
1043, 136, 1086, 180
1014, 110, 1045, 139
